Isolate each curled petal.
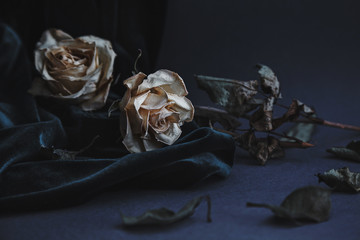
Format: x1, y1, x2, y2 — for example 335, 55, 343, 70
133, 91, 150, 118
123, 114, 146, 153
140, 88, 168, 110
137, 69, 188, 96
167, 92, 194, 123
79, 35, 116, 83
124, 72, 147, 92
154, 123, 182, 145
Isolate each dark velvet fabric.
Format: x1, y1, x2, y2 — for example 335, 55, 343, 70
0, 17, 234, 211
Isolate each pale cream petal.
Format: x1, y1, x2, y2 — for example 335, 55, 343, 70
140, 90, 168, 110
79, 35, 116, 83
166, 93, 194, 123
133, 91, 150, 118
148, 107, 180, 134
37, 29, 73, 50
139, 109, 150, 137
86, 46, 99, 75
122, 113, 145, 153
123, 72, 147, 91
34, 49, 47, 74
154, 123, 182, 145
80, 77, 113, 111
136, 69, 188, 96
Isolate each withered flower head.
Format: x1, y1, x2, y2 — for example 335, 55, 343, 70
29, 29, 116, 111
121, 70, 194, 153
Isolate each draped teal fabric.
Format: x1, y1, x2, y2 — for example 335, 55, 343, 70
0, 23, 235, 212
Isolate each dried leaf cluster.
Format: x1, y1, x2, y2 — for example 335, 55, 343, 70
195, 64, 317, 165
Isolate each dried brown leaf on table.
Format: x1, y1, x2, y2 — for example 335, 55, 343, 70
256, 64, 281, 98
327, 140, 360, 162
250, 96, 275, 132
317, 167, 360, 192
120, 195, 212, 227
247, 186, 331, 223
195, 75, 262, 117
194, 106, 242, 131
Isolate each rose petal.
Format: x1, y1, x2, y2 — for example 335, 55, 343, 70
37, 29, 73, 49
123, 114, 146, 153
123, 72, 147, 92
79, 35, 116, 84
154, 122, 182, 145
35, 29, 73, 73
80, 76, 114, 111
136, 70, 188, 96
139, 109, 150, 137
166, 92, 194, 123
133, 90, 150, 117
140, 89, 168, 110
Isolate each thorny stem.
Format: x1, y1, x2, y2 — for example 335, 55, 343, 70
276, 102, 360, 131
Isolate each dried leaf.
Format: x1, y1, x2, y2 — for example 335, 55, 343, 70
250, 96, 275, 132
281, 118, 316, 144
294, 99, 315, 115
39, 135, 99, 160
256, 64, 281, 98
247, 186, 331, 223
195, 75, 261, 117
249, 136, 284, 165
40, 146, 78, 160
327, 140, 360, 162
237, 132, 284, 165
194, 106, 241, 130
272, 99, 315, 129
121, 195, 211, 227
317, 167, 360, 192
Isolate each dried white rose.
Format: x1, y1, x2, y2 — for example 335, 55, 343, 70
121, 70, 194, 153
29, 29, 116, 111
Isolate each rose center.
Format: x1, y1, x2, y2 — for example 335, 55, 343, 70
149, 111, 170, 133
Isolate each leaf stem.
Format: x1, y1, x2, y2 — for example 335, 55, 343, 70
276, 102, 360, 131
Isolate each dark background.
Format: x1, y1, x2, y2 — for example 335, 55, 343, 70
1, 0, 360, 239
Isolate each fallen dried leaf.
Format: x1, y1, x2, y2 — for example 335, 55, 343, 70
247, 186, 331, 222
317, 167, 360, 192
327, 140, 360, 162
121, 195, 212, 227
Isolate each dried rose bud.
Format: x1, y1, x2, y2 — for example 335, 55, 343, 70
29, 29, 116, 111
121, 70, 194, 153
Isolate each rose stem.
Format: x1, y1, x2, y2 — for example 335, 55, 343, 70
213, 127, 313, 148
276, 102, 360, 131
